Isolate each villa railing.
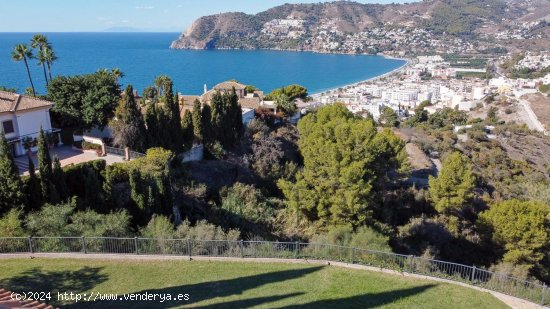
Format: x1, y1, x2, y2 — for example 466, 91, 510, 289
104, 146, 145, 160
104, 146, 125, 157
129, 150, 145, 160
0, 237, 547, 307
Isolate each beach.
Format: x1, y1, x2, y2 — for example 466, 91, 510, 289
311, 56, 410, 98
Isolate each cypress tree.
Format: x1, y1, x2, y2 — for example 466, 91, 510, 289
102, 165, 115, 211
155, 172, 172, 216
111, 85, 147, 152
210, 91, 224, 142
0, 132, 25, 214
37, 128, 52, 202
181, 110, 194, 150
163, 80, 183, 153
192, 100, 203, 143
145, 103, 160, 148
26, 155, 42, 209
219, 93, 230, 147
201, 104, 213, 145
218, 91, 240, 147
130, 169, 145, 210
229, 87, 243, 144
156, 107, 172, 150
52, 155, 68, 201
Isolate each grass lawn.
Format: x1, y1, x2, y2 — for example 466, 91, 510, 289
0, 258, 508, 309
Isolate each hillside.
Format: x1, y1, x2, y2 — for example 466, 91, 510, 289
170, 0, 550, 55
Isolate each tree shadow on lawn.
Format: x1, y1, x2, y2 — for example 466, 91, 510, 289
64, 265, 324, 309
62, 265, 436, 309
0, 266, 108, 299
193, 285, 435, 309
274, 284, 436, 309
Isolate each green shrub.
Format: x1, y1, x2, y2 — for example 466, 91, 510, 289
175, 220, 240, 241
0, 209, 25, 237
350, 226, 391, 252
82, 141, 101, 151
140, 215, 175, 239
206, 141, 226, 160
220, 182, 277, 228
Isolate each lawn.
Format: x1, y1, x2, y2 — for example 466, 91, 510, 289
0, 258, 508, 309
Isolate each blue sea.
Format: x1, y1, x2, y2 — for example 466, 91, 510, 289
0, 32, 405, 95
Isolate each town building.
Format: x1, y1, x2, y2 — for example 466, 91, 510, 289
0, 90, 58, 157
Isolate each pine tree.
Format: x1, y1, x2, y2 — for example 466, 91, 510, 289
192, 100, 203, 143
201, 104, 213, 145
181, 110, 194, 150
37, 128, 52, 202
26, 156, 42, 209
0, 132, 25, 214
428, 151, 475, 214
111, 85, 147, 152
52, 155, 68, 201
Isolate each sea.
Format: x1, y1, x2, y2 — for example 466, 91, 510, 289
0, 32, 406, 95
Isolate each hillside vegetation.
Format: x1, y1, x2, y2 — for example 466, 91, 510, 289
170, 0, 537, 52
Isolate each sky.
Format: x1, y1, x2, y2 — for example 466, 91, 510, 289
0, 0, 413, 32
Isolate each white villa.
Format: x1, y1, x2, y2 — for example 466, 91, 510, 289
0, 90, 57, 157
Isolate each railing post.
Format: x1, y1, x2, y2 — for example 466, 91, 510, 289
239, 240, 244, 258
187, 238, 192, 259
470, 265, 477, 283
294, 242, 299, 259
124, 147, 130, 161
134, 237, 139, 255
351, 247, 356, 264
408, 255, 414, 272
27, 236, 33, 254
542, 283, 547, 306
82, 236, 87, 254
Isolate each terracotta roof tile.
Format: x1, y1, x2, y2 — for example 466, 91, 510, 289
239, 97, 261, 109
0, 90, 53, 114
213, 81, 246, 90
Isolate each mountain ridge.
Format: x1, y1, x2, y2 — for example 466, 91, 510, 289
170, 0, 550, 55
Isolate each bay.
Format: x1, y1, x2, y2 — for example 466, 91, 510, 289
0, 32, 406, 95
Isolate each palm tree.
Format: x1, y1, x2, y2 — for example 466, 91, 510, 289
37, 49, 49, 86
154, 75, 170, 97
11, 44, 36, 96
42, 47, 57, 81
31, 34, 50, 85
111, 68, 124, 82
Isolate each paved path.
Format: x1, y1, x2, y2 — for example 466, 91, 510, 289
0, 253, 545, 309
14, 146, 125, 175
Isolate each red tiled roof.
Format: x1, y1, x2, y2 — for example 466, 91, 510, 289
0, 91, 54, 114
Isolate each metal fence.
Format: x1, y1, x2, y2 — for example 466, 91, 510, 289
0, 237, 547, 306
104, 146, 125, 157
103, 146, 144, 160
129, 150, 145, 160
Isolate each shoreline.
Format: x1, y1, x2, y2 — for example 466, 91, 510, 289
310, 56, 410, 97
170, 45, 412, 96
